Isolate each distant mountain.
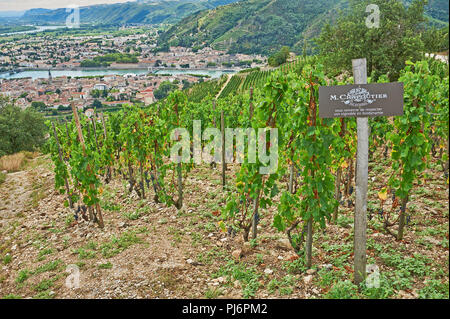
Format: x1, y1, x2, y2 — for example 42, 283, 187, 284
0, 11, 25, 18
159, 0, 343, 55
159, 0, 449, 55
0, 0, 241, 25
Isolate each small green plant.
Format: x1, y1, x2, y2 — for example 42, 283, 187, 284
255, 254, 264, 265
33, 290, 55, 299
283, 257, 307, 274
419, 280, 449, 299
0, 171, 6, 184
37, 248, 54, 261
100, 229, 143, 258
2, 294, 21, 299
3, 254, 12, 265
34, 260, 63, 275
74, 248, 97, 260
34, 278, 55, 292
123, 210, 141, 220
65, 214, 75, 227
205, 287, 223, 299
361, 273, 395, 299
16, 269, 32, 284
268, 275, 295, 296
315, 268, 346, 288
336, 215, 353, 228
325, 280, 359, 299
98, 262, 113, 269
380, 252, 431, 277
214, 260, 261, 299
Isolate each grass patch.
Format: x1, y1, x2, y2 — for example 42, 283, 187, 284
34, 260, 63, 275
2, 294, 22, 299
0, 171, 5, 184
0, 153, 27, 172
98, 262, 113, 269
16, 269, 32, 284
325, 280, 359, 299
2, 253, 12, 265
34, 278, 56, 292
213, 260, 261, 299
100, 229, 143, 258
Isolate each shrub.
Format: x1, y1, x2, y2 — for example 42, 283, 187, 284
0, 98, 47, 156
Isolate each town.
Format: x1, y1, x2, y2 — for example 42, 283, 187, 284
0, 26, 266, 116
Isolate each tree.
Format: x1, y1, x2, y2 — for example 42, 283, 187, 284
92, 99, 103, 109
316, 0, 428, 81
154, 81, 178, 100
268, 46, 290, 67
91, 89, 100, 98
422, 27, 449, 54
0, 98, 47, 157
31, 101, 46, 111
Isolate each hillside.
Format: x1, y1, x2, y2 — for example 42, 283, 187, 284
0, 0, 241, 25
0, 146, 448, 299
158, 0, 449, 55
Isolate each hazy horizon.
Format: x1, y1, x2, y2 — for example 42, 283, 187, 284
0, 0, 136, 12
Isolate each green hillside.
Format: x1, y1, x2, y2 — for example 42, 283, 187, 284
159, 0, 449, 55
158, 0, 343, 55
2, 0, 241, 25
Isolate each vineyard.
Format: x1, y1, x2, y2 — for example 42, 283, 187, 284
0, 58, 448, 299
186, 76, 228, 103
218, 57, 317, 99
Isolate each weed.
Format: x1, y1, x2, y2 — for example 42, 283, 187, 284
325, 280, 359, 299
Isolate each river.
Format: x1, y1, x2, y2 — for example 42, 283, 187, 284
0, 68, 235, 80
2, 25, 67, 36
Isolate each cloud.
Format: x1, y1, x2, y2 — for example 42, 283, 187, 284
0, 0, 136, 12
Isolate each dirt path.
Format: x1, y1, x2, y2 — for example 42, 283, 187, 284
215, 73, 232, 100
0, 161, 51, 224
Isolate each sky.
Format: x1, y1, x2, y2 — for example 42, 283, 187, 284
0, 0, 136, 12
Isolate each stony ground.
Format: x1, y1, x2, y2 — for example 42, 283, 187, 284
0, 151, 448, 299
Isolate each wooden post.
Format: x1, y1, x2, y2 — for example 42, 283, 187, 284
305, 218, 313, 268
86, 120, 91, 140
100, 113, 107, 138
221, 110, 226, 189
333, 119, 346, 223
212, 100, 217, 127
99, 113, 111, 180
91, 116, 100, 152
333, 168, 342, 223
51, 122, 73, 209
397, 196, 408, 240
140, 161, 146, 199
249, 87, 254, 120
71, 103, 104, 228
65, 121, 71, 148
249, 86, 259, 237
352, 58, 368, 286
251, 194, 260, 240
288, 163, 294, 194
177, 162, 183, 208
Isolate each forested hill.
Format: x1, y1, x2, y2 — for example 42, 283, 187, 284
0, 0, 241, 25
158, 0, 449, 55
